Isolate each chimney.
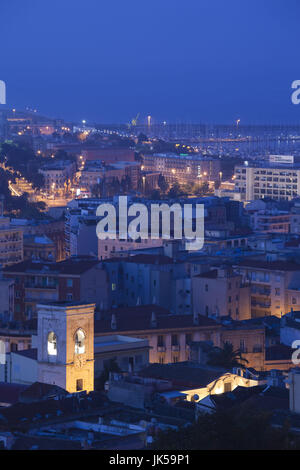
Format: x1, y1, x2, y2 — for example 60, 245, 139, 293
111, 313, 117, 330
151, 311, 157, 328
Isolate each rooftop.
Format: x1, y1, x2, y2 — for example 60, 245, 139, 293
4, 256, 100, 275
139, 362, 226, 389
237, 259, 300, 271
0, 382, 27, 405
95, 306, 218, 334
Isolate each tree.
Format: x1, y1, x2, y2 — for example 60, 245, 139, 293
95, 358, 121, 391
167, 182, 184, 199
207, 342, 248, 370
151, 405, 300, 450
158, 174, 168, 193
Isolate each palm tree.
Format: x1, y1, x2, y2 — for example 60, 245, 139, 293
207, 342, 248, 370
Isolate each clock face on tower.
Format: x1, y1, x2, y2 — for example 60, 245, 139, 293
74, 355, 86, 369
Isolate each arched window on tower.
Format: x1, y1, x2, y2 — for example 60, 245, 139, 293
74, 329, 86, 354
47, 332, 57, 356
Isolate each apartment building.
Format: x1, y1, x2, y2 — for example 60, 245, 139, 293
103, 253, 196, 315
3, 257, 109, 321
192, 267, 251, 320
94, 305, 222, 364
251, 210, 291, 233
12, 218, 65, 261
234, 156, 300, 201
0, 217, 23, 266
142, 153, 221, 185
221, 323, 265, 371
235, 259, 300, 318
80, 160, 140, 194
39, 160, 76, 195
98, 237, 163, 260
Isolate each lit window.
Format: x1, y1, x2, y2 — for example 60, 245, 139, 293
75, 328, 86, 354
48, 332, 57, 356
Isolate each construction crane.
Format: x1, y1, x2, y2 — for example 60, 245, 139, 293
127, 113, 140, 128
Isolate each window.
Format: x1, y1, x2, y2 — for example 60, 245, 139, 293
67, 293, 73, 301
76, 379, 83, 391
112, 283, 116, 291
205, 284, 208, 292
47, 332, 57, 356
186, 333, 192, 345
74, 329, 86, 354
171, 334, 178, 346
67, 279, 73, 287
157, 335, 164, 347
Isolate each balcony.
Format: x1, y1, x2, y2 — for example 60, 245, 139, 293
171, 345, 180, 351
251, 300, 271, 309
251, 287, 271, 296
25, 283, 57, 290
157, 346, 166, 352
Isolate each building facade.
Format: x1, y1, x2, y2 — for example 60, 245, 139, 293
37, 302, 95, 394
142, 153, 221, 185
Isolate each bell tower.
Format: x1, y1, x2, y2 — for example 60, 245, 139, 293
37, 301, 95, 393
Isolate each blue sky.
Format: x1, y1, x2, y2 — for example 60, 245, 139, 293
0, 0, 300, 124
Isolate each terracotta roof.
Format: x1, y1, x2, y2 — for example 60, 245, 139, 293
95, 306, 218, 334
237, 259, 300, 271
4, 256, 100, 275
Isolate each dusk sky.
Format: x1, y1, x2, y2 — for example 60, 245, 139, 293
1, 0, 300, 124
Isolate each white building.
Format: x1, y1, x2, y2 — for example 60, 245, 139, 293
234, 156, 300, 201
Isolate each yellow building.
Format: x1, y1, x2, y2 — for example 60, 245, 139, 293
37, 302, 94, 394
